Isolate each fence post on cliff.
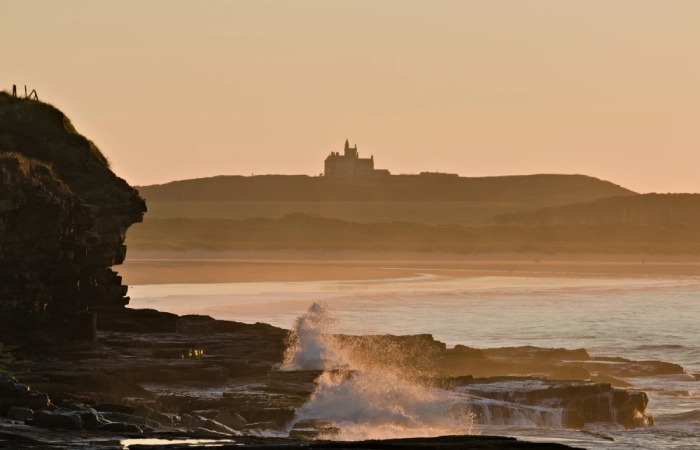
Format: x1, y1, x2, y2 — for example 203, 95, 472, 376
12, 85, 17, 97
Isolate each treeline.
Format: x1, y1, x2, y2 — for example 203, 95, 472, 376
494, 194, 700, 227
126, 213, 700, 255
136, 174, 633, 204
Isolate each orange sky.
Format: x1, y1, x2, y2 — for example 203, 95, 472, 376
3, 1, 699, 193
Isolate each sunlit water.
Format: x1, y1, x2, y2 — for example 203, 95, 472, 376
129, 273, 700, 448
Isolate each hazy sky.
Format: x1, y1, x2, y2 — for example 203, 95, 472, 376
3, 1, 699, 192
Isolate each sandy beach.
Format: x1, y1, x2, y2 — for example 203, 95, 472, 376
118, 250, 700, 285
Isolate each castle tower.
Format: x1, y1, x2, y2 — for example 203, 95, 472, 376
344, 138, 358, 158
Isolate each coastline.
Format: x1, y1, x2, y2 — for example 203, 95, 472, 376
119, 250, 700, 285
104, 249, 699, 448
6, 250, 696, 449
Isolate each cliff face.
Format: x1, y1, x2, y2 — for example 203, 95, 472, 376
0, 92, 146, 332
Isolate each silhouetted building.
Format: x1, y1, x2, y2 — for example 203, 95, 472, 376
324, 140, 390, 177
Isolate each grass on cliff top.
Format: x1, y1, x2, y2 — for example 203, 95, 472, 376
0, 151, 38, 175
0, 91, 109, 168
0, 152, 52, 183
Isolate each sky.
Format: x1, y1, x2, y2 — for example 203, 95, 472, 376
2, 0, 699, 193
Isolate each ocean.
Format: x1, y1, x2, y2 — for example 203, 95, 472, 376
129, 271, 700, 449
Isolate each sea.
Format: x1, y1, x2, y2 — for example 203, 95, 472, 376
128, 270, 700, 449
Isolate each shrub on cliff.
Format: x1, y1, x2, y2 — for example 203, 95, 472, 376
0, 152, 72, 203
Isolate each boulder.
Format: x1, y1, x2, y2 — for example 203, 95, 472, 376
181, 413, 240, 436
455, 377, 652, 429
133, 404, 173, 427
0, 376, 50, 414
101, 421, 143, 433
447, 345, 485, 359
30, 409, 82, 429
78, 407, 101, 429
5, 406, 33, 421
213, 411, 247, 430
288, 419, 340, 440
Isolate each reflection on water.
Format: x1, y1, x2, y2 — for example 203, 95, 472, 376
121, 438, 235, 448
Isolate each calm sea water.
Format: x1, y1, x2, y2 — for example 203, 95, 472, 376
129, 273, 700, 448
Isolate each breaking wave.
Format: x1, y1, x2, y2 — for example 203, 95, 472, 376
281, 302, 572, 440
282, 302, 474, 440
282, 302, 349, 371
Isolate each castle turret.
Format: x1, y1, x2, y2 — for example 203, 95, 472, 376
344, 139, 358, 158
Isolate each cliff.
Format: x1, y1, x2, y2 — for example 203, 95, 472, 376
0, 92, 146, 332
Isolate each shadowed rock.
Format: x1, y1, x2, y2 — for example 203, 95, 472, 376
0, 92, 146, 333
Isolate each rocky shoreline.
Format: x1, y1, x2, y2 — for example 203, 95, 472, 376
1, 308, 679, 449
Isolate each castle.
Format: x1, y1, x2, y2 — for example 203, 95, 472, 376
324, 140, 390, 177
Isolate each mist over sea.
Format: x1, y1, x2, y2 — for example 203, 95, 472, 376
130, 273, 700, 448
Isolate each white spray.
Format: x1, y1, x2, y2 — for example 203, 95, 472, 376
282, 302, 349, 371
282, 303, 570, 440
282, 302, 475, 440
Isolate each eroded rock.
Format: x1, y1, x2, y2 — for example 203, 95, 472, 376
101, 421, 143, 434
453, 377, 651, 429
30, 409, 82, 429
0, 376, 50, 414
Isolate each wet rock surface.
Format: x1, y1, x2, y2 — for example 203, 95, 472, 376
0, 310, 679, 448
449, 377, 650, 429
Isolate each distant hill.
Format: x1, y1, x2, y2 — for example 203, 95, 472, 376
127, 185, 700, 255
136, 174, 635, 203
494, 194, 700, 227
126, 213, 700, 255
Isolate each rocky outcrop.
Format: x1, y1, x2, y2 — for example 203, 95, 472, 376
0, 93, 145, 332
0, 375, 49, 414
452, 377, 650, 429
5, 314, 659, 432
0, 311, 673, 448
